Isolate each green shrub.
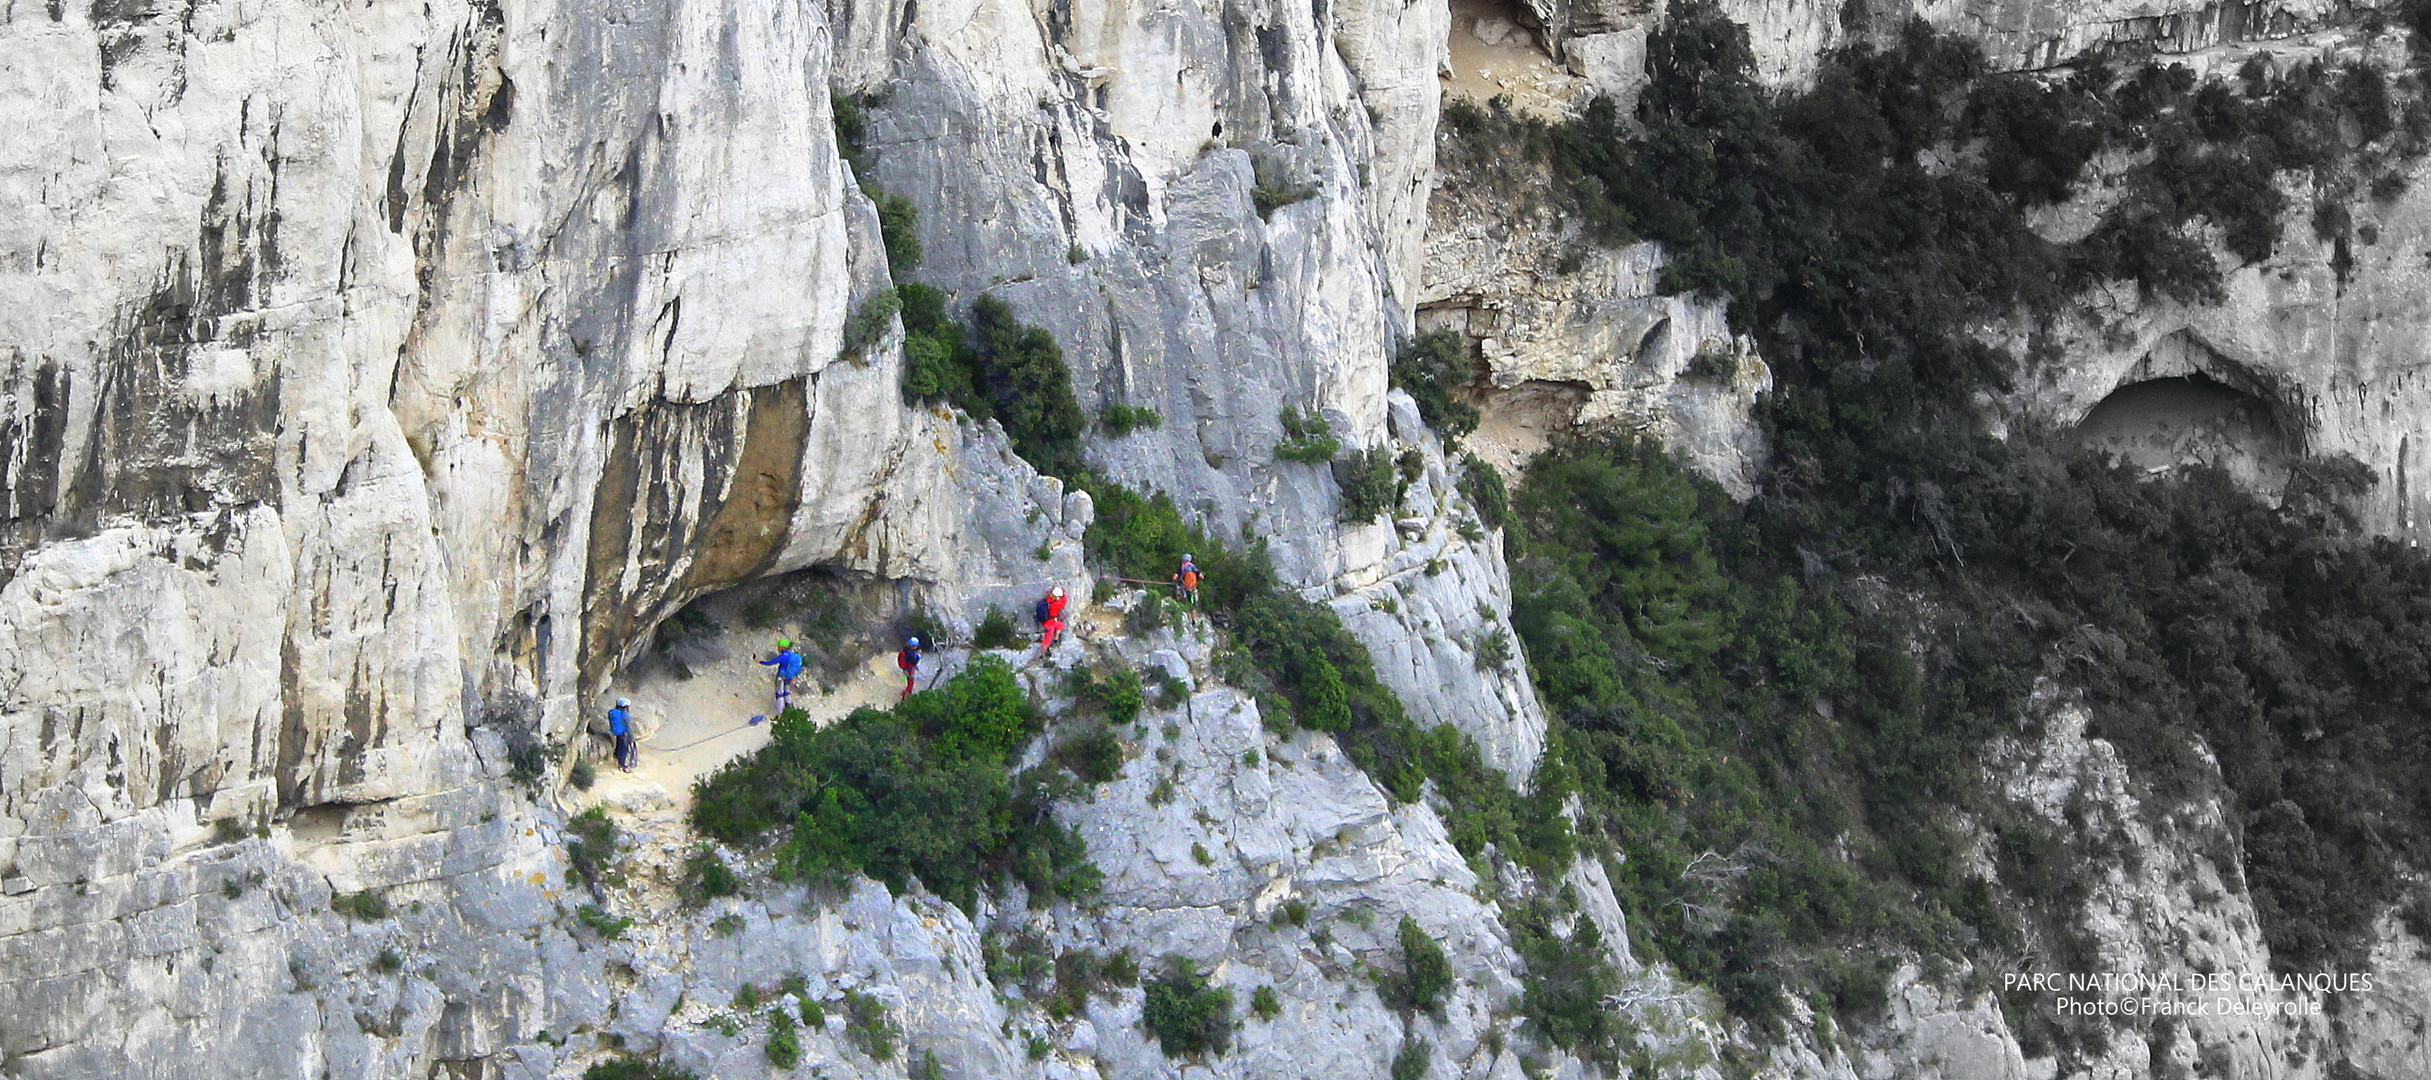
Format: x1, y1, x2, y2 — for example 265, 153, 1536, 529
1101, 404, 1164, 437
1391, 331, 1480, 440
973, 607, 1020, 650
569, 760, 597, 791
1141, 956, 1233, 1058
584, 1058, 700, 1080
211, 817, 248, 845
1252, 182, 1316, 219
680, 846, 741, 907
1389, 1037, 1432, 1080
842, 990, 898, 1061
575, 904, 633, 939
876, 194, 922, 273
830, 93, 872, 176
1458, 454, 1508, 532
1067, 662, 1144, 724
1510, 894, 1622, 1067
1334, 445, 1401, 524
1273, 407, 1340, 463
765, 1005, 800, 1068
1052, 723, 1125, 783
331, 890, 389, 921
841, 287, 901, 361
894, 291, 1089, 480
971, 295, 1088, 479
566, 806, 620, 892
1382, 916, 1453, 1015
1250, 984, 1280, 1021
690, 658, 1099, 911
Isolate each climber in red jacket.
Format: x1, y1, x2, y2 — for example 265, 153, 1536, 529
897, 637, 923, 698
1036, 586, 1068, 651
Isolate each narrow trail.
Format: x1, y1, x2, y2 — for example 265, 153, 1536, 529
601, 646, 908, 808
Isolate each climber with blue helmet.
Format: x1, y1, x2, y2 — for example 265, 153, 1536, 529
897, 636, 924, 699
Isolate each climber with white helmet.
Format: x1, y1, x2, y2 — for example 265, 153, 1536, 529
608, 697, 637, 771
1037, 585, 1069, 652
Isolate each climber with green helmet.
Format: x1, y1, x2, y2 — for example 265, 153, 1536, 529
759, 638, 805, 718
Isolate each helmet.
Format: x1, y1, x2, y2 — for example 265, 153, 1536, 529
616, 697, 631, 708
1183, 553, 1195, 562
908, 636, 922, 647
776, 638, 792, 649
1051, 586, 1064, 596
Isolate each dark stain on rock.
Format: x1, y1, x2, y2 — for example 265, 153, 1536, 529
276, 634, 308, 809
90, 0, 156, 91
0, 136, 285, 587
578, 378, 808, 691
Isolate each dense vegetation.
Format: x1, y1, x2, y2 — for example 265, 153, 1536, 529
689, 657, 1102, 911
899, 287, 1090, 478
1449, 0, 2431, 1050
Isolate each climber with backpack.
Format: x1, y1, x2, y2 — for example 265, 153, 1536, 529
760, 638, 805, 717
1037, 585, 1069, 652
1173, 554, 1202, 606
897, 636, 924, 698
609, 697, 637, 772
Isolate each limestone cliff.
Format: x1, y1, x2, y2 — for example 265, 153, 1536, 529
3, 0, 2428, 1077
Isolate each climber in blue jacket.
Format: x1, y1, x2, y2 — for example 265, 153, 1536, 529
608, 697, 637, 771
760, 638, 805, 716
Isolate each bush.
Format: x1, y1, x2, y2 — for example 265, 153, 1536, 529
1052, 723, 1126, 783
690, 658, 1099, 911
1141, 956, 1234, 1057
1252, 182, 1316, 219
1458, 454, 1508, 532
1101, 404, 1163, 437
566, 806, 620, 892
1390, 1037, 1432, 1080
1250, 984, 1281, 1020
971, 295, 1089, 479
1067, 662, 1144, 724
569, 760, 597, 791
575, 904, 633, 939
973, 607, 1020, 650
841, 287, 901, 361
876, 193, 922, 273
1334, 445, 1401, 524
331, 890, 389, 921
1273, 407, 1340, 463
584, 1059, 700, 1080
680, 846, 741, 907
1391, 331, 1479, 440
765, 1005, 800, 1068
842, 990, 898, 1061
1382, 916, 1453, 1014
894, 292, 1090, 480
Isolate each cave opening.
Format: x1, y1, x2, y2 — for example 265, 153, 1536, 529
2073, 374, 2290, 490
1441, 0, 1574, 115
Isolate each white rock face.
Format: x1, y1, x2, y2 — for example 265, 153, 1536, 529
5, 0, 2430, 1076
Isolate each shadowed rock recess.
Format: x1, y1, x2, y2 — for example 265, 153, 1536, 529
2, 0, 2429, 1077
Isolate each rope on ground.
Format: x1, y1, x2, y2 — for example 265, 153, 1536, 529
642, 722, 763, 753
